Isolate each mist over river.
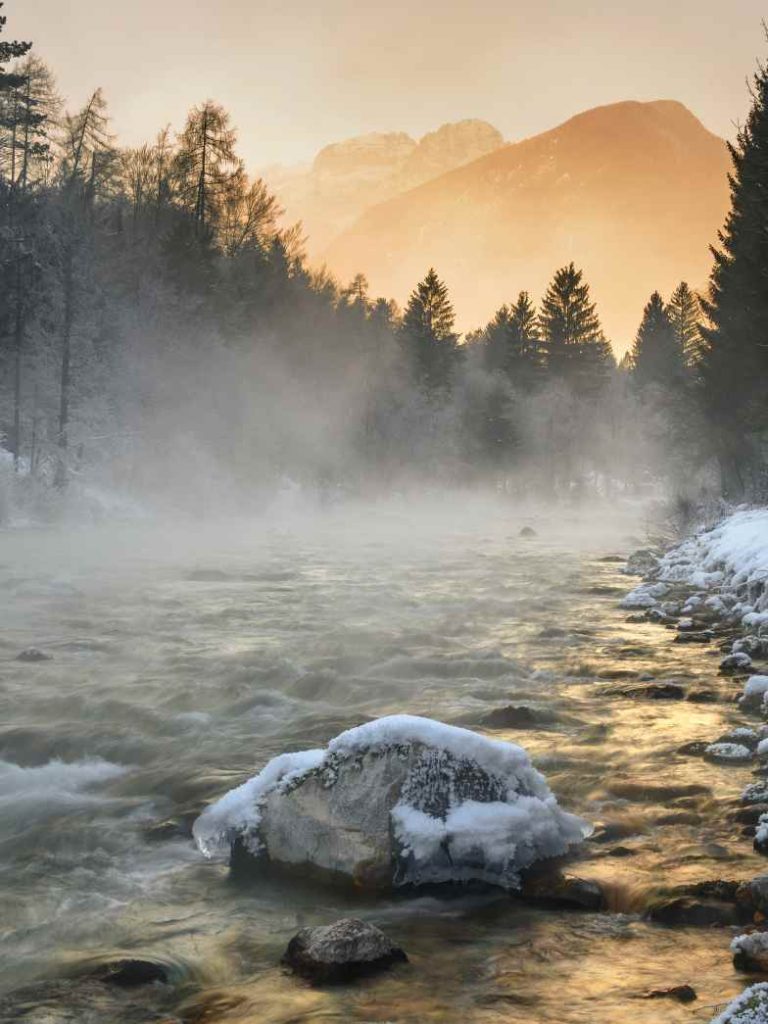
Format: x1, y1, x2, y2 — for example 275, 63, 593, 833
0, 495, 762, 1023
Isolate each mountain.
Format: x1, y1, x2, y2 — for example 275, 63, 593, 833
262, 119, 504, 254
321, 100, 731, 350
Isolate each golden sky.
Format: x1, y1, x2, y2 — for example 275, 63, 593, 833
11, 0, 766, 168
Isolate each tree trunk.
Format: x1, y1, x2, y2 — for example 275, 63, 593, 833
12, 258, 24, 473
55, 247, 75, 490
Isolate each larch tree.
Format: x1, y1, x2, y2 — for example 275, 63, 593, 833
399, 267, 460, 394
173, 101, 242, 238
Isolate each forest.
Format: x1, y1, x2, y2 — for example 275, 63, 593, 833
1, 2, 767, 521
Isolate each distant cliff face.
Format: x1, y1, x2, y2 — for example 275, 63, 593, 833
262, 120, 504, 252
322, 100, 731, 350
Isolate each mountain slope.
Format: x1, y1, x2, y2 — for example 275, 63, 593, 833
262, 120, 503, 254
322, 100, 731, 349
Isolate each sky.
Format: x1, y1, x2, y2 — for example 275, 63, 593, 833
10, 0, 768, 170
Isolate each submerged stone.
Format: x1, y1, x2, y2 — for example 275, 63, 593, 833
281, 918, 407, 984
16, 648, 52, 663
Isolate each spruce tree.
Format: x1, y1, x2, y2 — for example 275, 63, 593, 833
668, 281, 702, 370
399, 267, 459, 393
539, 263, 612, 390
630, 291, 685, 389
173, 102, 242, 238
700, 50, 768, 493
483, 291, 541, 387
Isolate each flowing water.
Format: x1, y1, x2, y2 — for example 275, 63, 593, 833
0, 495, 763, 1023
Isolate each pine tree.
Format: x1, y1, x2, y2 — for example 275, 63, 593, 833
699, 50, 768, 494
539, 263, 612, 390
668, 281, 702, 370
630, 291, 685, 389
399, 268, 459, 393
483, 291, 541, 387
1, 56, 58, 193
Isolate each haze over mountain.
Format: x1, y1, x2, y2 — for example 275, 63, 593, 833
262, 119, 504, 254
293, 100, 730, 351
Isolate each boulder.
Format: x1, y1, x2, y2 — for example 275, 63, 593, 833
519, 526, 537, 538
281, 918, 407, 984
193, 716, 591, 891
648, 896, 742, 927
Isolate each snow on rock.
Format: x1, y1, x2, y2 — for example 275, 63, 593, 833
623, 509, 768, 627
705, 742, 753, 765
733, 932, 768, 972
713, 984, 768, 1023
742, 677, 768, 712
192, 715, 591, 890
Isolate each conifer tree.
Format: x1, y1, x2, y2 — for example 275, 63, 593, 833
700, 49, 768, 493
483, 291, 541, 387
173, 101, 242, 237
399, 268, 459, 393
668, 281, 702, 370
539, 263, 612, 389
629, 291, 685, 389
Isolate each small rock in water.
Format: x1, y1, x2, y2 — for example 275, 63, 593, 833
644, 984, 697, 1003
604, 682, 685, 700
686, 690, 719, 703
734, 805, 768, 826
742, 783, 768, 805
281, 918, 407, 984
93, 959, 169, 988
677, 741, 710, 757
674, 631, 714, 645
519, 872, 604, 911
519, 526, 537, 538
722, 653, 754, 675
16, 648, 52, 663
655, 811, 703, 826
186, 569, 231, 582
648, 896, 742, 927
480, 704, 557, 729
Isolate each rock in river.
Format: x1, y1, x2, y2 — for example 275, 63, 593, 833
282, 918, 407, 984
193, 715, 591, 890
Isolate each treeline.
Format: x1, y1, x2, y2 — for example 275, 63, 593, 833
0, 4, 763, 514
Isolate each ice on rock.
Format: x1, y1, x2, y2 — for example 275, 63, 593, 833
627, 509, 768, 630
712, 983, 768, 1023
193, 715, 591, 890
741, 676, 768, 712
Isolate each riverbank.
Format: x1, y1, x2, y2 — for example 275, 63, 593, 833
621, 507, 768, 1023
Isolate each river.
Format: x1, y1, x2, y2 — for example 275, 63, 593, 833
0, 495, 761, 1022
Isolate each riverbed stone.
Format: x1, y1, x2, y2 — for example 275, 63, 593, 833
644, 984, 697, 1003
603, 682, 685, 700
648, 896, 742, 927
732, 931, 768, 973
480, 704, 557, 729
722, 653, 754, 675
625, 549, 660, 576
519, 872, 604, 910
281, 918, 407, 984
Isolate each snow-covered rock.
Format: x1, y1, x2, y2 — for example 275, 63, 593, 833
733, 931, 768, 973
193, 715, 590, 890
713, 984, 768, 1023
743, 677, 768, 712
723, 653, 754, 674
705, 742, 753, 765
623, 509, 768, 628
